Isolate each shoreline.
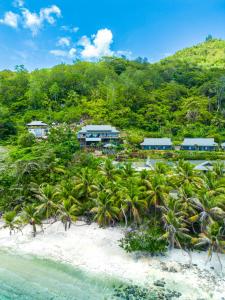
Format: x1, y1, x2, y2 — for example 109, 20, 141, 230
0, 221, 224, 300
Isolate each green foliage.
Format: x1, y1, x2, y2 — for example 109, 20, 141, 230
1, 39, 225, 141
17, 132, 35, 147
120, 227, 168, 254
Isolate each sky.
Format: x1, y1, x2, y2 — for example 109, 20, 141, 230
0, 0, 225, 70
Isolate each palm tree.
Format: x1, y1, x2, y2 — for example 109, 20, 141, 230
74, 168, 97, 201
173, 160, 204, 189
57, 199, 79, 231
193, 223, 225, 269
141, 174, 169, 208
21, 205, 42, 237
3, 211, 22, 235
161, 198, 191, 250
120, 179, 147, 224
32, 183, 60, 221
212, 162, 225, 179
91, 191, 120, 227
99, 159, 118, 181
188, 193, 225, 232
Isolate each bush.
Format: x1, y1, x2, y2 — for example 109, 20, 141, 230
17, 132, 35, 147
120, 227, 168, 254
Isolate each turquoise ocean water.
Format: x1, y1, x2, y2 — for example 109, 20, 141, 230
0, 250, 123, 300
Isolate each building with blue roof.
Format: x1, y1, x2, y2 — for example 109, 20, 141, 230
180, 138, 218, 151
140, 138, 173, 150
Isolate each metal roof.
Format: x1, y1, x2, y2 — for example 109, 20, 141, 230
27, 121, 48, 126
79, 125, 119, 133
103, 143, 116, 148
194, 161, 213, 171
181, 138, 217, 146
140, 138, 172, 146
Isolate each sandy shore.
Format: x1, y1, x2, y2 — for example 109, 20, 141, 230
0, 221, 224, 300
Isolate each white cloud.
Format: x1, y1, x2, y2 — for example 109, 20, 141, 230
61, 25, 79, 33
40, 5, 61, 24
116, 50, 132, 59
13, 0, 24, 7
0, 11, 20, 28
57, 37, 71, 47
79, 28, 113, 59
50, 47, 76, 59
22, 5, 61, 35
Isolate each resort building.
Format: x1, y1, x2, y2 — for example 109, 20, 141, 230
27, 121, 49, 138
140, 138, 173, 150
180, 138, 218, 151
77, 125, 120, 147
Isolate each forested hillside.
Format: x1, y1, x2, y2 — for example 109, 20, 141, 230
1, 38, 225, 142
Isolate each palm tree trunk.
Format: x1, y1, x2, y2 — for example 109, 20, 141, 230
32, 223, 36, 237
121, 206, 128, 227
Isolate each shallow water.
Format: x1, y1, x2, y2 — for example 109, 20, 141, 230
0, 250, 123, 300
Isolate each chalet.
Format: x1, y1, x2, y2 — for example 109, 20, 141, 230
140, 138, 173, 150
77, 125, 120, 147
27, 121, 49, 138
180, 138, 218, 151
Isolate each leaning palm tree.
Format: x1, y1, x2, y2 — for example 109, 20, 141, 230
188, 193, 225, 232
91, 191, 120, 227
193, 223, 225, 270
57, 199, 80, 231
161, 197, 191, 250
20, 204, 42, 237
3, 211, 22, 235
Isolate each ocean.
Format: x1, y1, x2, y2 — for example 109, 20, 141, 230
0, 250, 122, 300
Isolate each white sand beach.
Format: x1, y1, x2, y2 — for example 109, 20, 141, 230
0, 221, 224, 300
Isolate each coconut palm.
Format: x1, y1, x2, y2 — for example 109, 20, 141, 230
21, 204, 42, 237
91, 191, 120, 227
3, 211, 22, 235
161, 198, 191, 250
173, 160, 204, 189
99, 159, 118, 181
32, 183, 60, 220
188, 193, 225, 232
74, 168, 97, 201
141, 174, 169, 208
193, 223, 225, 269
57, 199, 80, 231
119, 179, 147, 224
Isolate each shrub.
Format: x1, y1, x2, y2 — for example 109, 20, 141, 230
120, 227, 168, 254
17, 132, 35, 147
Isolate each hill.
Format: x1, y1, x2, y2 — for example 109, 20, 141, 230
164, 39, 225, 69
0, 38, 225, 143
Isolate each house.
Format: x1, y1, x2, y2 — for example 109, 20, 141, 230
77, 125, 120, 147
27, 121, 49, 138
180, 138, 218, 151
140, 138, 173, 150
221, 142, 225, 151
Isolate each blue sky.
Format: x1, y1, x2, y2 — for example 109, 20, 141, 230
0, 0, 225, 70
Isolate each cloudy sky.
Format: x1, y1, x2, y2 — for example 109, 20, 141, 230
0, 0, 225, 70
